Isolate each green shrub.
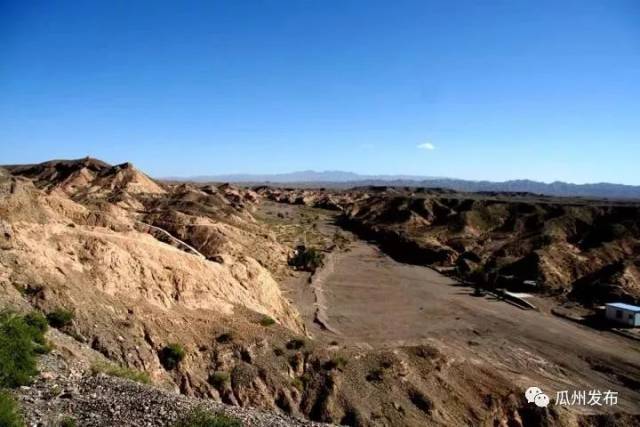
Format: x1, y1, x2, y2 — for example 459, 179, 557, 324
58, 416, 77, 427
286, 338, 306, 350
46, 308, 75, 328
0, 312, 39, 387
0, 390, 24, 427
323, 356, 348, 371
288, 246, 324, 272
33, 341, 54, 355
90, 361, 150, 384
291, 378, 304, 391
208, 371, 230, 389
259, 316, 276, 327
173, 408, 241, 427
299, 372, 313, 387
159, 344, 186, 370
23, 311, 48, 344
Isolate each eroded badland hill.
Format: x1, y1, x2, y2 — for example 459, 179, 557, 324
1, 159, 639, 426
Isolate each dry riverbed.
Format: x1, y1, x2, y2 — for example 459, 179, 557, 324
257, 201, 640, 415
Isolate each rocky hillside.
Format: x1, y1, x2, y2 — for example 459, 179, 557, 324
345, 194, 640, 306
13, 328, 321, 427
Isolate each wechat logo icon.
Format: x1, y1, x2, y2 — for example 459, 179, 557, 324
525, 386, 550, 408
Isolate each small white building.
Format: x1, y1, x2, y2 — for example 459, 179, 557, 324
605, 303, 640, 327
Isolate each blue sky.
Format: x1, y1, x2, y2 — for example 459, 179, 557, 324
1, 1, 639, 184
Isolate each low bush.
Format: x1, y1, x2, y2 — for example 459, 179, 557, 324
173, 408, 241, 427
208, 371, 230, 389
0, 390, 23, 427
323, 356, 348, 371
159, 343, 186, 370
33, 341, 54, 355
46, 308, 75, 328
90, 361, 150, 384
288, 246, 324, 272
230, 363, 258, 388
23, 312, 48, 344
291, 378, 304, 391
0, 312, 40, 388
259, 316, 276, 327
58, 416, 77, 427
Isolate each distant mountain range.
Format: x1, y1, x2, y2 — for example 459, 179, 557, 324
175, 171, 442, 183
168, 171, 640, 199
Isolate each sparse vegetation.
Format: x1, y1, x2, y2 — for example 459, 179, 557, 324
90, 361, 150, 384
291, 378, 304, 391
22, 311, 52, 354
23, 311, 48, 343
0, 390, 24, 427
208, 371, 230, 389
272, 346, 284, 356
159, 343, 186, 370
231, 363, 258, 387
46, 308, 75, 328
299, 372, 313, 387
286, 338, 306, 350
323, 356, 348, 371
172, 407, 241, 427
288, 245, 324, 272
0, 312, 44, 388
258, 316, 276, 327
58, 416, 77, 427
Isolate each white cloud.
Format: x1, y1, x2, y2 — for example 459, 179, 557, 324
417, 142, 435, 150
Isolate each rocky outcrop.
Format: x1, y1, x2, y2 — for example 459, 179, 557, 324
4, 157, 166, 198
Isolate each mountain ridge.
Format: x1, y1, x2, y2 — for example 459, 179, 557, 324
166, 171, 640, 199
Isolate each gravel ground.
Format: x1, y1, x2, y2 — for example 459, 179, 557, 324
16, 347, 331, 427
18, 375, 326, 427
